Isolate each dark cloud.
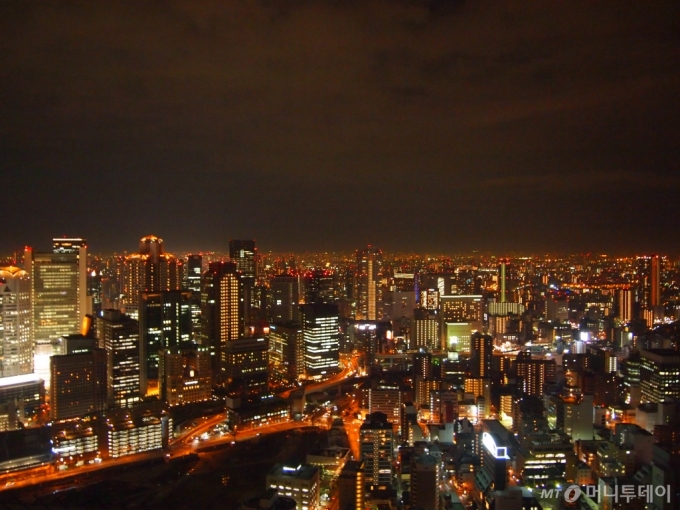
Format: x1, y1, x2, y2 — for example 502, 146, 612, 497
1, 0, 679, 255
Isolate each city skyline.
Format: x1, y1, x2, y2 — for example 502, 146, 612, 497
2, 1, 679, 255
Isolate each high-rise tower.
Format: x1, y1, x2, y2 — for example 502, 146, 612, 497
229, 240, 257, 316
25, 238, 88, 388
122, 236, 182, 319
97, 309, 141, 408
270, 273, 301, 323
200, 262, 245, 377
0, 266, 32, 377
356, 246, 382, 320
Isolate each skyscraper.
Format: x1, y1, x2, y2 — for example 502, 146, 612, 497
356, 246, 382, 320
304, 269, 335, 305
411, 454, 440, 510
229, 240, 257, 283
158, 344, 212, 406
516, 351, 557, 397
50, 348, 107, 421
186, 254, 202, 293
268, 322, 304, 386
471, 332, 493, 378
338, 460, 365, 510
301, 303, 340, 379
25, 238, 88, 388
138, 290, 192, 395
185, 254, 203, 338
229, 239, 257, 315
616, 288, 634, 323
122, 235, 182, 319
439, 294, 482, 354
650, 255, 661, 307
499, 259, 508, 304
97, 309, 141, 408
0, 266, 32, 378
640, 349, 680, 404
200, 261, 245, 376
270, 273, 301, 323
221, 336, 269, 397
360, 412, 394, 488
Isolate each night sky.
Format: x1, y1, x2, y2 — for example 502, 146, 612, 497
2, 1, 679, 255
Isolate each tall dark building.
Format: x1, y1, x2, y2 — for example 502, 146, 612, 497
650, 255, 661, 308
97, 309, 141, 408
186, 255, 202, 293
229, 239, 257, 314
200, 262, 245, 378
50, 348, 107, 421
270, 273, 301, 323
355, 246, 382, 320
304, 269, 335, 305
138, 290, 192, 395
269, 322, 304, 386
185, 254, 203, 339
471, 332, 493, 378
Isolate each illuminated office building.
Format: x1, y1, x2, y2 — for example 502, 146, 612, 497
200, 262, 245, 377
138, 289, 191, 395
360, 412, 394, 487
186, 255, 202, 293
0, 374, 45, 428
439, 295, 482, 354
301, 303, 340, 379
50, 348, 107, 421
616, 288, 634, 323
104, 408, 171, 459
122, 235, 182, 319
471, 332, 492, 378
640, 349, 680, 404
186, 254, 203, 336
441, 322, 473, 355
97, 309, 140, 408
474, 421, 512, 507
158, 344, 211, 406
304, 269, 335, 305
349, 320, 391, 366
25, 238, 88, 388
221, 336, 269, 397
270, 274, 301, 323
229, 239, 257, 312
355, 246, 382, 320
268, 323, 304, 386
0, 266, 32, 377
516, 351, 557, 397
368, 384, 402, 427
498, 259, 508, 303
266, 463, 320, 510
487, 300, 524, 316
412, 308, 439, 351
420, 289, 439, 311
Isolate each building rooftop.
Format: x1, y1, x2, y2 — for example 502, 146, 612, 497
268, 463, 319, 482
0, 374, 44, 388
